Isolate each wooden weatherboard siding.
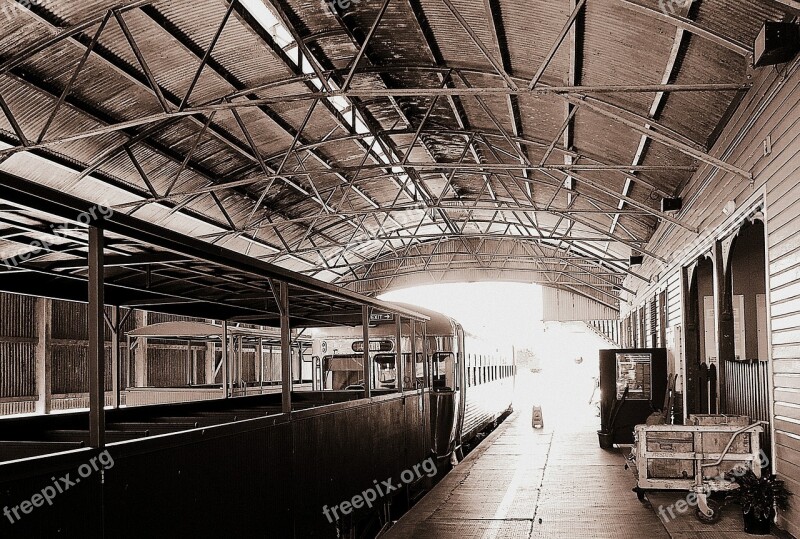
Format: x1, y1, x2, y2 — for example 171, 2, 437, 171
623, 57, 800, 535
765, 60, 800, 537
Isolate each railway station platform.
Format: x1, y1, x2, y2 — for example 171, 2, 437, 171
385, 403, 783, 539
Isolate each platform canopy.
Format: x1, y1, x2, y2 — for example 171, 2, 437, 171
0, 0, 794, 311
0, 174, 428, 327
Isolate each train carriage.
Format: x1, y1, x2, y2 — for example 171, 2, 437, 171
311, 303, 515, 460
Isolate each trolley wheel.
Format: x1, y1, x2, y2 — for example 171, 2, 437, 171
695, 499, 722, 524
632, 487, 650, 509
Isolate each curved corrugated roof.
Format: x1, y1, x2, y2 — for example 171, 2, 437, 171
0, 0, 792, 312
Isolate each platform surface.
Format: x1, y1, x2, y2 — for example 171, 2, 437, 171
385, 405, 672, 539
384, 371, 784, 539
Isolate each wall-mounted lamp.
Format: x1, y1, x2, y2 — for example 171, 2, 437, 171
722, 200, 736, 216
661, 197, 683, 212
754, 22, 799, 67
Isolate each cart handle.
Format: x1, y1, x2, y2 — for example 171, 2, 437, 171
699, 421, 768, 471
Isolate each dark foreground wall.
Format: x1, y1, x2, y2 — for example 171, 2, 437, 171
0, 391, 431, 537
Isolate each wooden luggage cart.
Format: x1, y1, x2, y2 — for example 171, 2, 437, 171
632, 415, 765, 523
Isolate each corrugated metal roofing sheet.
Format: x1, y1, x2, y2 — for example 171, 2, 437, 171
0, 0, 790, 303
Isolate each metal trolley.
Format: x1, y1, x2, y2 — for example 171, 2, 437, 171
631, 415, 765, 523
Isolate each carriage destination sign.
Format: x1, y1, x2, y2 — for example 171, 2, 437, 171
351, 340, 393, 353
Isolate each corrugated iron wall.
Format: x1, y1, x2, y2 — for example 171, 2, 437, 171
51, 300, 89, 341
541, 286, 619, 321
146, 348, 188, 388
0, 342, 35, 398
725, 359, 771, 454
51, 346, 115, 395
145, 346, 207, 387
147, 312, 203, 324
0, 293, 36, 337
0, 294, 36, 399
0, 290, 217, 412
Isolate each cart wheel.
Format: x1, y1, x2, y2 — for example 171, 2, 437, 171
695, 499, 721, 524
632, 487, 651, 508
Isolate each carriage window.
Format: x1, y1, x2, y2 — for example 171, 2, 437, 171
405, 352, 425, 387
432, 352, 453, 389
373, 353, 397, 389
431, 352, 458, 389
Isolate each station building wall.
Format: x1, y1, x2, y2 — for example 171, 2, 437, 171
621, 55, 800, 535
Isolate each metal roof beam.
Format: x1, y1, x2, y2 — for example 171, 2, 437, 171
0, 4, 337, 262
482, 0, 532, 199
0, 0, 151, 74
440, 0, 517, 91
143, 3, 375, 228
0, 81, 751, 158
310, 254, 630, 274
565, 95, 753, 180
529, 0, 586, 89
608, 0, 693, 240
616, 0, 752, 56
